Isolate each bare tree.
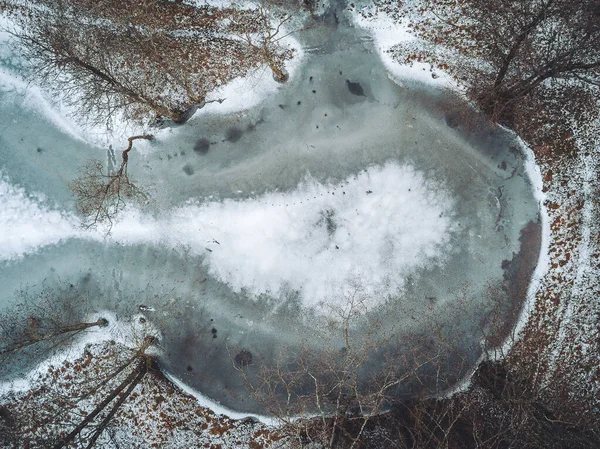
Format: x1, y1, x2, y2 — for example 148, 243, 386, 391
387, 0, 600, 155
0, 285, 108, 371
234, 285, 466, 449
1, 0, 297, 125
69, 135, 152, 231
229, 0, 298, 82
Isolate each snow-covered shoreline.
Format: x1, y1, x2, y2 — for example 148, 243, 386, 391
0, 11, 305, 152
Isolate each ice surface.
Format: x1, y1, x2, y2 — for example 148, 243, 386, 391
0, 160, 455, 314
0, 0, 543, 414
108, 163, 456, 312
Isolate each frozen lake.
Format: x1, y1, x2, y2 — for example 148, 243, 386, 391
0, 2, 541, 413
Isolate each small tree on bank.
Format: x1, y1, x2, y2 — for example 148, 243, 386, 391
0, 285, 108, 371
69, 135, 153, 232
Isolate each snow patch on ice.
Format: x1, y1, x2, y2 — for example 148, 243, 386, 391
0, 173, 81, 260
197, 35, 305, 116
351, 8, 455, 89
110, 162, 456, 312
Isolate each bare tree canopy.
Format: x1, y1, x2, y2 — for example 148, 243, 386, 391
69, 135, 152, 231
0, 285, 108, 370
0, 0, 296, 125
389, 0, 600, 155
235, 288, 469, 449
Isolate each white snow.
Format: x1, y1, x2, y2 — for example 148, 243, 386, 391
198, 35, 305, 116
351, 8, 455, 89
152, 163, 455, 311
0, 163, 455, 315
163, 371, 280, 426
0, 172, 81, 260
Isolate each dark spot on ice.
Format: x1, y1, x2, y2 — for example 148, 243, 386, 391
500, 161, 507, 170
335, 245, 339, 249
212, 334, 217, 339
173, 152, 178, 157
309, 76, 313, 83
366, 190, 373, 194
339, 70, 343, 75
167, 154, 172, 160
211, 327, 217, 334
316, 125, 319, 129
501, 259, 510, 270
445, 113, 460, 129
36, 147, 43, 153
187, 365, 193, 372
297, 100, 302, 105
225, 127, 243, 143
346, 80, 366, 97
182, 164, 194, 176
139, 317, 146, 324
180, 151, 185, 156
312, 90, 316, 94
278, 104, 286, 109
234, 350, 253, 368
324, 113, 327, 116
194, 138, 210, 155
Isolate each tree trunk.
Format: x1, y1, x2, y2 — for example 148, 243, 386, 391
0, 318, 108, 356
52, 358, 147, 449
84, 361, 148, 449
269, 62, 289, 83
